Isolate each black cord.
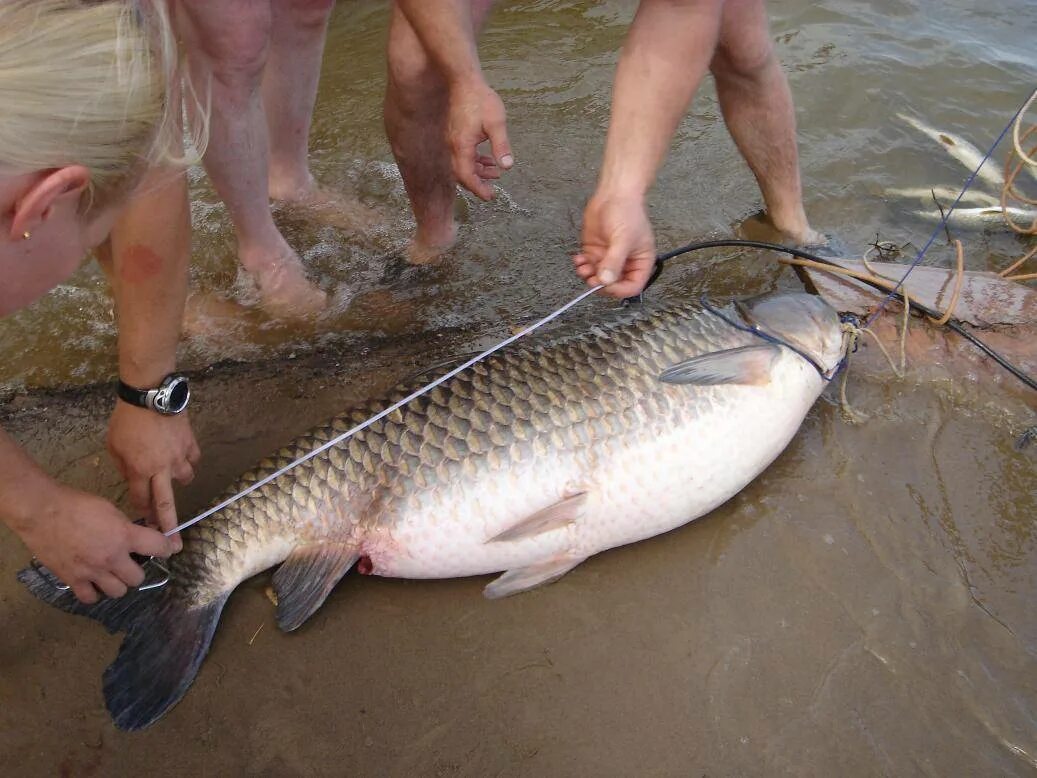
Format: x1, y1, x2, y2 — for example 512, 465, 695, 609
649, 239, 1037, 394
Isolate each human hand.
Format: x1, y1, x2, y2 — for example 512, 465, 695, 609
18, 485, 176, 604
447, 77, 514, 200
572, 194, 657, 298
107, 401, 200, 551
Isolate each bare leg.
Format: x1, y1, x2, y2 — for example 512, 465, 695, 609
711, 0, 821, 244
176, 0, 326, 317
383, 0, 495, 264
264, 0, 381, 233
264, 0, 335, 201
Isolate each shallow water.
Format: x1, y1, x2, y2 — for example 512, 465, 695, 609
1, 0, 1035, 774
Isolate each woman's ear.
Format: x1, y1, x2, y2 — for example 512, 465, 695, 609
9, 166, 90, 240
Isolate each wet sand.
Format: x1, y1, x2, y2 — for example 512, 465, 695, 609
1, 341, 1034, 775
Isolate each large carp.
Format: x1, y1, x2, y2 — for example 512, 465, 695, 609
19, 292, 846, 730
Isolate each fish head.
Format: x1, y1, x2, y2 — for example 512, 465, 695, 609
735, 293, 846, 373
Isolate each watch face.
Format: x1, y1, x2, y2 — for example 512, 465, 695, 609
156, 376, 190, 415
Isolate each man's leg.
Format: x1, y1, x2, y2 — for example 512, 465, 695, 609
264, 0, 334, 201
263, 0, 378, 232
177, 0, 326, 316
383, 0, 495, 264
710, 0, 821, 244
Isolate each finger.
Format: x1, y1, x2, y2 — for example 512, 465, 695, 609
95, 572, 128, 599
475, 159, 502, 181
599, 278, 646, 299
112, 555, 146, 589
149, 474, 183, 551
128, 519, 177, 558
172, 458, 195, 486
71, 580, 99, 605
150, 472, 178, 533
572, 253, 595, 280
187, 439, 202, 467
126, 473, 152, 520
454, 156, 495, 201
486, 114, 514, 170
594, 242, 630, 289
600, 259, 656, 299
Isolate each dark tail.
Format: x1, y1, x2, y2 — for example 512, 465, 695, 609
18, 563, 228, 731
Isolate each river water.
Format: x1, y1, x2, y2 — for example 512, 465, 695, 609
1, 0, 1035, 774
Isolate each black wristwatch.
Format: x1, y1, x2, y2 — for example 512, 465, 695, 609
117, 373, 191, 416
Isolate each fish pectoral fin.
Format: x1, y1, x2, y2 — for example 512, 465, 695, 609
483, 556, 587, 599
485, 492, 588, 544
659, 344, 780, 386
272, 543, 359, 632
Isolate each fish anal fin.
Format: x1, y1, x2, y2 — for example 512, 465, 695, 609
273, 543, 359, 632
483, 556, 587, 599
486, 492, 587, 544
659, 344, 779, 386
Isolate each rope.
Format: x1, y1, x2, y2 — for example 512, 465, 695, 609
928, 239, 964, 327
1011, 88, 1037, 166
1000, 88, 1037, 277
999, 243, 1037, 277
866, 88, 1036, 328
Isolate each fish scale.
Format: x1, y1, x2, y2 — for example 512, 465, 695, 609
19, 292, 846, 731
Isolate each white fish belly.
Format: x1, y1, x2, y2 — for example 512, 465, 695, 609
366, 352, 823, 580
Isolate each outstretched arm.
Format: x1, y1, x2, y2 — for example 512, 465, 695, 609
99, 164, 200, 547
574, 0, 723, 298
394, 0, 513, 200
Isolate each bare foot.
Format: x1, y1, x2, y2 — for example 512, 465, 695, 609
273, 177, 383, 235
251, 255, 327, 319
736, 210, 827, 247
405, 223, 458, 266
183, 292, 252, 339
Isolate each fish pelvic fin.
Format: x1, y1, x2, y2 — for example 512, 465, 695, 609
483, 556, 587, 599
272, 543, 359, 632
485, 492, 587, 544
659, 344, 779, 386
17, 560, 230, 731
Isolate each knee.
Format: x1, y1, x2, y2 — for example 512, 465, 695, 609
386, 34, 445, 116
182, 3, 271, 87
711, 36, 776, 83
283, 0, 335, 29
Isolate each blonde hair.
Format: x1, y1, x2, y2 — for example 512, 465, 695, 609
0, 0, 206, 212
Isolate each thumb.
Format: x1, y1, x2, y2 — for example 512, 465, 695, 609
127, 521, 176, 559
596, 240, 630, 287
486, 114, 513, 170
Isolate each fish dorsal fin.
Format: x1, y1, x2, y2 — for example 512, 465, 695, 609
659, 344, 779, 386
486, 492, 587, 544
272, 544, 359, 632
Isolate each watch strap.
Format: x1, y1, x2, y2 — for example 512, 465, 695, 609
117, 379, 151, 409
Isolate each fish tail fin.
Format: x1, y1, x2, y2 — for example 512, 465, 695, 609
18, 562, 229, 731
103, 592, 229, 731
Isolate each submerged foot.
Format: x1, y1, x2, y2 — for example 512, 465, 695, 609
405, 222, 458, 266
735, 210, 829, 250
272, 176, 383, 235
243, 248, 327, 320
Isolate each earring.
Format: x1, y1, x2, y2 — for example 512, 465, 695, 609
22, 231, 30, 240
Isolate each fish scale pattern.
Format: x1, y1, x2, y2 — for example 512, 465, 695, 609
170, 301, 749, 588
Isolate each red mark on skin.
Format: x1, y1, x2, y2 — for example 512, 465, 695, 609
357, 555, 373, 575
119, 244, 164, 284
